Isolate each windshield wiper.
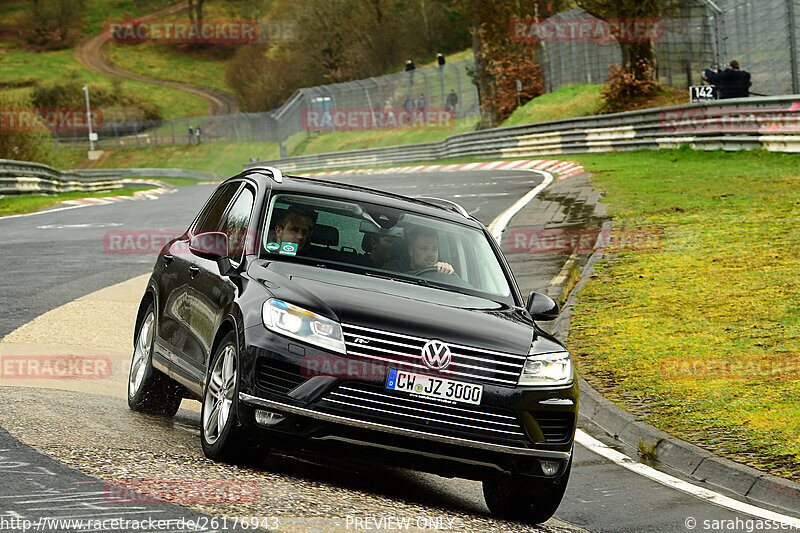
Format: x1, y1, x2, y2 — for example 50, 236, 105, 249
363, 270, 436, 287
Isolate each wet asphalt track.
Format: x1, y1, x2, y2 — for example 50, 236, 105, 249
0, 170, 793, 532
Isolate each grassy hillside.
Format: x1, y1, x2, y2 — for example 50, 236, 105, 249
107, 43, 230, 93
66, 142, 280, 177
0, 48, 208, 118
503, 84, 604, 126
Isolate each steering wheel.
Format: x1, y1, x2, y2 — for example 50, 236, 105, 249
411, 266, 441, 276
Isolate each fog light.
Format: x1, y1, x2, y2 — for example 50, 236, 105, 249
254, 409, 286, 426
540, 460, 561, 477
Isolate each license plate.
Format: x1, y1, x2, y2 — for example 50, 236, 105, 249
386, 369, 483, 405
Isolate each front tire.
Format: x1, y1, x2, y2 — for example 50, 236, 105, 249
128, 303, 183, 416
483, 457, 572, 524
200, 331, 269, 464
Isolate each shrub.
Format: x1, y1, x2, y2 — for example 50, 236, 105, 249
32, 74, 163, 122
599, 60, 660, 114
0, 93, 58, 165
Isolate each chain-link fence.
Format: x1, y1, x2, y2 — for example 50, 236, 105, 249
538, 0, 800, 96
56, 59, 479, 151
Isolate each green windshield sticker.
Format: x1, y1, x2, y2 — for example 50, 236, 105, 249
266, 242, 280, 252
279, 242, 298, 256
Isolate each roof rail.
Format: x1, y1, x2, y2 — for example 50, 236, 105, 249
247, 166, 283, 183
416, 196, 470, 218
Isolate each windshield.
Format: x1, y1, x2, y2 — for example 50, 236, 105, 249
260, 193, 514, 302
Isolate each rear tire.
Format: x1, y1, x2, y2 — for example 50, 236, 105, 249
483, 457, 572, 524
127, 303, 183, 416
200, 330, 270, 465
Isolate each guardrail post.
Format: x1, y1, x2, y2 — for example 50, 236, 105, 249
788, 0, 800, 93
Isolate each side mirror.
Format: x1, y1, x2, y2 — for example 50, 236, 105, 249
526, 291, 559, 321
189, 232, 229, 259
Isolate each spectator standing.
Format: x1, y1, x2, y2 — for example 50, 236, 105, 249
436, 53, 445, 69
195, 125, 202, 144
446, 89, 458, 116
416, 92, 426, 110
188, 126, 194, 144
702, 60, 751, 99
405, 59, 416, 85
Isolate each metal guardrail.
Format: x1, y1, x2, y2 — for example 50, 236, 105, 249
71, 168, 225, 181
248, 96, 800, 172
0, 159, 225, 195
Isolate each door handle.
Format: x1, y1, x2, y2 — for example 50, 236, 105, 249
163, 254, 174, 265
189, 265, 200, 278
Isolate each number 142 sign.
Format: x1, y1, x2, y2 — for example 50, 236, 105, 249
690, 85, 717, 102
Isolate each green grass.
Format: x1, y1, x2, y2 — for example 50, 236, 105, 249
502, 84, 604, 126
0, 48, 208, 118
563, 148, 800, 481
82, 0, 174, 35
0, 186, 149, 217
107, 42, 230, 92
64, 141, 279, 176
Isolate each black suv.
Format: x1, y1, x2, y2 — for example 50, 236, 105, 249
128, 167, 578, 523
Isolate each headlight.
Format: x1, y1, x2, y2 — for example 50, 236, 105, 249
262, 299, 346, 354
518, 350, 573, 386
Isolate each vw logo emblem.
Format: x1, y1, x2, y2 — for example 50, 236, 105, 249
421, 340, 452, 370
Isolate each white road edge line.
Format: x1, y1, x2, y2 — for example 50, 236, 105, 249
0, 203, 89, 221
487, 169, 553, 245
576, 431, 800, 526
487, 166, 800, 526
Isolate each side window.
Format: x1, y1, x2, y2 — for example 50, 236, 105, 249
195, 183, 240, 234
221, 186, 255, 262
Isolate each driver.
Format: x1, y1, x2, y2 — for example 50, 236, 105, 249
385, 227, 454, 274
274, 206, 317, 255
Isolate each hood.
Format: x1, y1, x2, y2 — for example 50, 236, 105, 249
248, 260, 535, 355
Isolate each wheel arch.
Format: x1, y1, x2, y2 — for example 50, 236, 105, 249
134, 286, 157, 348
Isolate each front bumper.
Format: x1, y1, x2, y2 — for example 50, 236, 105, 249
238, 326, 578, 480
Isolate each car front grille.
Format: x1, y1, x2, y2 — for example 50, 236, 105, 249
341, 323, 525, 387
315, 382, 530, 446
533, 412, 574, 443
256, 359, 305, 394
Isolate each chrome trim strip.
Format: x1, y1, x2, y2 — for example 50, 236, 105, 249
328, 391, 522, 430
338, 386, 517, 420
344, 349, 517, 385
344, 343, 520, 377
343, 334, 522, 369
239, 392, 571, 458
343, 323, 527, 361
